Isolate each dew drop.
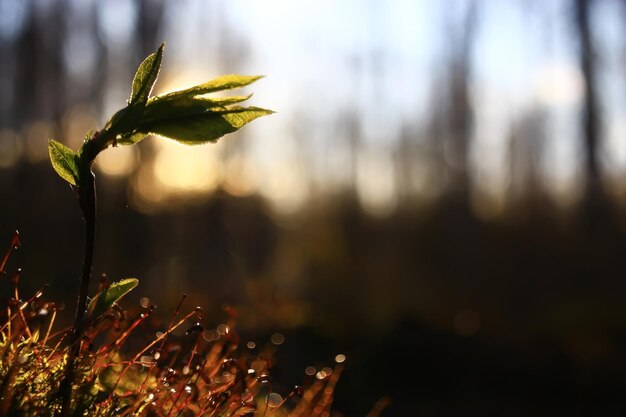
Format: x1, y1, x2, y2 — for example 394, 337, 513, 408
202, 329, 218, 342
316, 371, 327, 380
292, 385, 304, 397
184, 385, 192, 394
11, 230, 20, 250
267, 392, 282, 408
12, 269, 20, 285
270, 333, 284, 345
304, 366, 316, 376
217, 324, 229, 335
251, 359, 267, 373
242, 390, 254, 403
246, 341, 256, 349
257, 374, 272, 384
139, 297, 151, 309
140, 355, 155, 367
182, 365, 190, 375
335, 354, 346, 363
185, 322, 204, 335
153, 350, 161, 360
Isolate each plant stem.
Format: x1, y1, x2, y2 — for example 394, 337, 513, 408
59, 134, 102, 417
74, 168, 96, 341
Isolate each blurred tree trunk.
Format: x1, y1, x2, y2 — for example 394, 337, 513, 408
448, 1, 477, 201
574, 0, 609, 232
137, 0, 165, 57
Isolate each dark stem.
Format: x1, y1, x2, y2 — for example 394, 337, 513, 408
59, 161, 97, 417
74, 169, 96, 339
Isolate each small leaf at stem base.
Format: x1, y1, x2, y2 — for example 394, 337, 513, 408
48, 140, 80, 186
86, 278, 139, 322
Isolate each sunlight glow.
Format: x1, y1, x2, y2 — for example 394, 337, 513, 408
222, 155, 259, 197
535, 63, 584, 108
260, 165, 309, 215
25, 121, 54, 163
96, 145, 137, 177
356, 148, 398, 217
0, 129, 21, 168
61, 105, 98, 150
153, 139, 222, 193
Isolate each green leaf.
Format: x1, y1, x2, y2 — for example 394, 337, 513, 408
139, 106, 274, 145
87, 278, 139, 322
129, 43, 165, 105
48, 140, 80, 186
155, 74, 263, 101
142, 94, 253, 124
117, 132, 148, 146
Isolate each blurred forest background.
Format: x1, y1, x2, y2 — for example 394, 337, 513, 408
3, 0, 626, 415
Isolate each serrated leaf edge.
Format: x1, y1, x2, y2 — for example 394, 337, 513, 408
130, 43, 165, 105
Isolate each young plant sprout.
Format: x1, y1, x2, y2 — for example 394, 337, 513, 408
47, 43, 273, 415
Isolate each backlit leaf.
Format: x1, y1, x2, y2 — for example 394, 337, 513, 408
139, 106, 274, 145
155, 74, 263, 101
142, 94, 253, 124
116, 131, 148, 146
48, 139, 80, 186
87, 278, 139, 322
129, 43, 164, 105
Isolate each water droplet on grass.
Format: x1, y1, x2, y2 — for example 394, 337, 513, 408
257, 374, 272, 384
267, 392, 282, 408
139, 297, 151, 309
185, 322, 204, 335
217, 324, 229, 335
11, 230, 20, 250
241, 390, 254, 403
292, 385, 304, 397
140, 356, 155, 367
270, 333, 284, 345
202, 329, 218, 342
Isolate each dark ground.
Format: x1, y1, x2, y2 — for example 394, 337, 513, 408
3, 162, 626, 416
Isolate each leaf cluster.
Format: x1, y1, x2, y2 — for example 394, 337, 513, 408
48, 43, 273, 187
